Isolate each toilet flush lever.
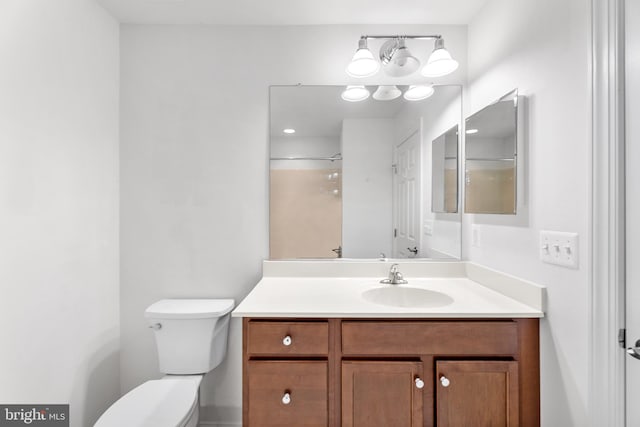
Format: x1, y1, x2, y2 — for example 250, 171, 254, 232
149, 323, 162, 330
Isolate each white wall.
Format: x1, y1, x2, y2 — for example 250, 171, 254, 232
466, 0, 590, 424
342, 118, 394, 258
0, 1, 120, 426
120, 23, 466, 424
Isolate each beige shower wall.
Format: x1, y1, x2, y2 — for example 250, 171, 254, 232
270, 169, 342, 259
465, 167, 515, 214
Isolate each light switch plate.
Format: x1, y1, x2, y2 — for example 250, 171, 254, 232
540, 230, 578, 269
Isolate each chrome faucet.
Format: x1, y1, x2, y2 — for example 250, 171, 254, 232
380, 263, 408, 285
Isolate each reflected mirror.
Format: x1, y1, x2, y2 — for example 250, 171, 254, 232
464, 89, 518, 214
270, 85, 462, 260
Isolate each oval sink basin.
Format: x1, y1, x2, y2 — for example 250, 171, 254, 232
362, 286, 454, 308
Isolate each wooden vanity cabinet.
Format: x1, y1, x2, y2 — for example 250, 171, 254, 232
242, 318, 539, 427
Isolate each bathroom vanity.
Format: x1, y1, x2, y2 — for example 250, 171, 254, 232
233, 261, 544, 427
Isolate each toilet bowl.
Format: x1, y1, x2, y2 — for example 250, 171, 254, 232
95, 299, 234, 427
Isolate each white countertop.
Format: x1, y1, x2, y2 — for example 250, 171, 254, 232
232, 262, 545, 318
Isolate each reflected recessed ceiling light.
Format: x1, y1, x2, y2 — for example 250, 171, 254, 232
403, 85, 435, 101
283, 128, 296, 134
341, 85, 370, 102
421, 38, 459, 78
465, 128, 479, 134
373, 85, 402, 101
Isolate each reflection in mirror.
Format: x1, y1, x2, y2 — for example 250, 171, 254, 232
432, 125, 458, 213
269, 85, 462, 260
464, 89, 518, 214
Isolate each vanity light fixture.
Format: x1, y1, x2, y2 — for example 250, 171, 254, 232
341, 85, 370, 102
340, 85, 435, 102
283, 128, 296, 134
346, 35, 458, 79
465, 128, 479, 134
372, 85, 402, 101
403, 84, 435, 101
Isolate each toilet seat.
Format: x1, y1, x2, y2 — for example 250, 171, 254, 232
95, 377, 201, 427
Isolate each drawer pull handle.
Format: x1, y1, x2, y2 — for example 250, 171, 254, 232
282, 392, 291, 405
282, 335, 292, 346
440, 376, 450, 387
415, 377, 425, 389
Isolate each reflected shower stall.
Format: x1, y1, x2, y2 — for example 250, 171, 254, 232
269, 155, 342, 259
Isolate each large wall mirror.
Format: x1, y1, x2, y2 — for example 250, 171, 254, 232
269, 85, 462, 260
464, 89, 518, 214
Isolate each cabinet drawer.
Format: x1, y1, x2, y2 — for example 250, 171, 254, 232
342, 321, 518, 356
247, 321, 329, 356
247, 361, 328, 427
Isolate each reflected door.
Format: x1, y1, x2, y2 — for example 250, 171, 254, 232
393, 131, 421, 258
626, 1, 640, 424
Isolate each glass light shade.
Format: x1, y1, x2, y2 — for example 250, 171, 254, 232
372, 85, 402, 101
403, 85, 435, 101
346, 43, 380, 78
421, 46, 459, 77
383, 39, 420, 77
341, 85, 370, 102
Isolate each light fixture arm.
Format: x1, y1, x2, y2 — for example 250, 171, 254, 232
360, 35, 442, 41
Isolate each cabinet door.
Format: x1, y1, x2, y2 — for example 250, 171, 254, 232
247, 360, 327, 427
436, 361, 519, 427
342, 361, 424, 427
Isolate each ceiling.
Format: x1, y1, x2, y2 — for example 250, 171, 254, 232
270, 86, 406, 138
270, 85, 460, 138
96, 0, 489, 25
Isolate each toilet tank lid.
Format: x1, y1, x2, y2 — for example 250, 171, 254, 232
145, 299, 235, 319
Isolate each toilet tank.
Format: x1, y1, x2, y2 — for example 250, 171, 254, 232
145, 299, 235, 375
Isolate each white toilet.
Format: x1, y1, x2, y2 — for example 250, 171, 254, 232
95, 298, 235, 427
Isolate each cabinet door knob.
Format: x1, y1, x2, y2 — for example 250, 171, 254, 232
282, 392, 291, 405
440, 376, 450, 387
282, 335, 292, 346
415, 377, 425, 389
